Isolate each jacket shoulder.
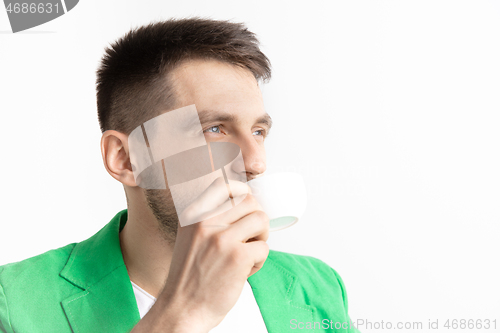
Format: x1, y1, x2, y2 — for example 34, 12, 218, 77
0, 243, 76, 287
268, 249, 342, 282
0, 243, 81, 332
0, 243, 80, 309
267, 249, 350, 312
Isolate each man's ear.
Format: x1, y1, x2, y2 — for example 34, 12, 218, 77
100, 130, 137, 187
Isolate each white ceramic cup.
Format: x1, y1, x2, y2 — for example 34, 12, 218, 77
246, 172, 307, 232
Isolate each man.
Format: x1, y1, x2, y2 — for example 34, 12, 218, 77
0, 18, 359, 332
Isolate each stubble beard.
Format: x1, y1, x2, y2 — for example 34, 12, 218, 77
143, 188, 179, 244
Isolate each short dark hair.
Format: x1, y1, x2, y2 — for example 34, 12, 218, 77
96, 18, 272, 135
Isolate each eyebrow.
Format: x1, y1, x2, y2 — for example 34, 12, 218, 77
196, 109, 273, 130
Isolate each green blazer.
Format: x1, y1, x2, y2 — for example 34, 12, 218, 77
0, 210, 359, 333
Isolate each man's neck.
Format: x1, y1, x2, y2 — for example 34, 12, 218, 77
119, 205, 175, 298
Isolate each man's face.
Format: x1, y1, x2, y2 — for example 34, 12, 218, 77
144, 59, 272, 242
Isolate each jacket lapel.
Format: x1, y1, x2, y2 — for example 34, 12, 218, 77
248, 253, 314, 333
59, 210, 140, 332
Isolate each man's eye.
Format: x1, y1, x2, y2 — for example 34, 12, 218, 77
204, 125, 221, 134
253, 129, 266, 136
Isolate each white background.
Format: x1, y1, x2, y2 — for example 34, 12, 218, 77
1, 1, 499, 332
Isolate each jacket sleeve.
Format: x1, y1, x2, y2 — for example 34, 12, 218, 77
331, 268, 361, 333
0, 281, 14, 333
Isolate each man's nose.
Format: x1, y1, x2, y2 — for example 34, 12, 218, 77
230, 136, 266, 182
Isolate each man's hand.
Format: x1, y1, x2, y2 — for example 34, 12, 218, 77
131, 177, 270, 333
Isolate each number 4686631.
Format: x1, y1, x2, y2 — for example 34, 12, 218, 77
6, 3, 60, 14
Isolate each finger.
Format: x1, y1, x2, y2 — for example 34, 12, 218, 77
200, 192, 262, 227
243, 240, 269, 277
198, 193, 247, 226
226, 210, 270, 243
193, 178, 251, 213
180, 178, 251, 225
